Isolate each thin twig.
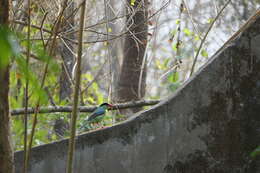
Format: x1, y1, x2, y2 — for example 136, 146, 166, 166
40, 12, 48, 49
189, 0, 231, 76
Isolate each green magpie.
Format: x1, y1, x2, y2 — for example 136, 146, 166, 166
79, 103, 114, 132
87, 103, 114, 121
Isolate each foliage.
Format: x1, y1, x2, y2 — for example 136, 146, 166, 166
0, 26, 19, 68
250, 146, 260, 158
6, 0, 259, 150
8, 32, 120, 149
130, 0, 136, 6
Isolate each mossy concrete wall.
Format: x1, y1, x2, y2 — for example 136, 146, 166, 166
15, 14, 260, 173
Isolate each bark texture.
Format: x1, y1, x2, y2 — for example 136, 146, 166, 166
0, 68, 14, 173
0, 67, 14, 173
0, 0, 14, 173
116, 0, 148, 114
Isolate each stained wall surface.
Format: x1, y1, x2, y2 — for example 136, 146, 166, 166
14, 13, 260, 173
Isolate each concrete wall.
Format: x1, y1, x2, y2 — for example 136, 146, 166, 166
15, 14, 260, 173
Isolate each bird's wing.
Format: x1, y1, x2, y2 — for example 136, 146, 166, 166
87, 107, 105, 121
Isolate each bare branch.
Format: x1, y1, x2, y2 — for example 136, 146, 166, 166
11, 100, 160, 116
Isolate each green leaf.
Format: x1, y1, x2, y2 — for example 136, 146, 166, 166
194, 34, 200, 41
48, 59, 60, 74
82, 73, 93, 81
168, 82, 180, 92
167, 71, 179, 83
201, 49, 208, 58
92, 82, 98, 91
250, 146, 260, 158
32, 41, 51, 62
170, 29, 177, 37
163, 58, 170, 67
207, 18, 213, 24
130, 0, 136, 6
87, 97, 95, 104
183, 28, 191, 36
97, 92, 104, 104
15, 55, 48, 106
155, 60, 163, 70
103, 115, 112, 121
0, 26, 20, 68
172, 43, 177, 52
116, 114, 125, 119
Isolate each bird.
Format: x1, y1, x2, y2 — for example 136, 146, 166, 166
79, 103, 114, 132
87, 103, 114, 121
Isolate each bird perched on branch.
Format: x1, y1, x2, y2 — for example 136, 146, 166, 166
87, 103, 114, 121
79, 103, 114, 132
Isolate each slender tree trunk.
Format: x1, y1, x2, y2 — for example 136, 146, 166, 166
0, 1, 14, 172
116, 0, 148, 114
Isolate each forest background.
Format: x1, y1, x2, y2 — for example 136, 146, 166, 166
0, 0, 259, 172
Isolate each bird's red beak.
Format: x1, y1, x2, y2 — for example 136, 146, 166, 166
108, 104, 114, 110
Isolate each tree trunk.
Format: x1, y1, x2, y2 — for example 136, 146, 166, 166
0, 1, 14, 173
0, 67, 14, 173
116, 0, 148, 114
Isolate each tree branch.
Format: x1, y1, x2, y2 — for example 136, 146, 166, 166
11, 100, 160, 116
